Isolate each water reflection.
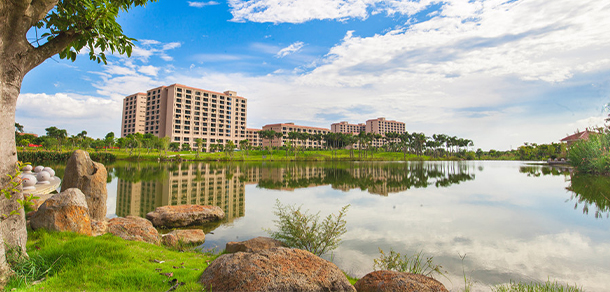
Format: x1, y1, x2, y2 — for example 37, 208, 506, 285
113, 161, 476, 219
518, 164, 610, 219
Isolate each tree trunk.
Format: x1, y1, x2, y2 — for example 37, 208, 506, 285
0, 76, 28, 281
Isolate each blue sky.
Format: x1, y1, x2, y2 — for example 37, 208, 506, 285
17, 0, 610, 150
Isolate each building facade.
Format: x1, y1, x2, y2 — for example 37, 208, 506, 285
261, 123, 330, 149
121, 84, 247, 150
246, 128, 263, 148
365, 117, 406, 135
331, 121, 366, 134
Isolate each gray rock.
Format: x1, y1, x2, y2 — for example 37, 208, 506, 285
225, 236, 285, 253
199, 247, 356, 292
61, 150, 108, 221
30, 188, 92, 236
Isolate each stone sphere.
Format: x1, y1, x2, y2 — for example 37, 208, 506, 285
36, 171, 51, 184
43, 167, 55, 177
22, 165, 33, 173
34, 166, 45, 173
22, 174, 37, 189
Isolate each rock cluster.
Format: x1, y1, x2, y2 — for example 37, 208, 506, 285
61, 150, 108, 221
146, 205, 225, 228
199, 247, 356, 292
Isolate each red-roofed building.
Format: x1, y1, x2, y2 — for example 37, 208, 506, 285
560, 130, 596, 147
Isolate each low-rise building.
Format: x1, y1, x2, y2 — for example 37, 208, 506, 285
261, 123, 330, 149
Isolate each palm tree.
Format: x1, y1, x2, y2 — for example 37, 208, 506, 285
195, 138, 204, 159
239, 139, 250, 158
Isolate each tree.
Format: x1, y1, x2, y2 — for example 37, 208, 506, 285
224, 140, 235, 159
14, 123, 24, 133
104, 132, 115, 152
195, 138, 205, 159
239, 139, 250, 158
1, 0, 154, 282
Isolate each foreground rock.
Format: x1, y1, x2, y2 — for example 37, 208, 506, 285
146, 205, 225, 228
199, 247, 355, 292
30, 188, 92, 236
225, 236, 285, 253
162, 229, 206, 247
354, 270, 448, 292
61, 150, 108, 221
107, 216, 160, 245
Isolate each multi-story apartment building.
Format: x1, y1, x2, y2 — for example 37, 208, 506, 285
261, 123, 330, 149
246, 128, 263, 148
331, 121, 366, 134
121, 93, 147, 136
121, 84, 247, 150
365, 117, 406, 135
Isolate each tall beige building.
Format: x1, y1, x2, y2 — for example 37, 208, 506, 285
121, 84, 247, 150
365, 117, 405, 135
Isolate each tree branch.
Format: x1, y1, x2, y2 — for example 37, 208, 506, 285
23, 29, 80, 73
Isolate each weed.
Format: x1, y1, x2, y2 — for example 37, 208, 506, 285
492, 279, 584, 292
373, 248, 445, 278
266, 199, 349, 256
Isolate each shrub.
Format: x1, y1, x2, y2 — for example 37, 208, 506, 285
373, 248, 444, 278
267, 200, 349, 256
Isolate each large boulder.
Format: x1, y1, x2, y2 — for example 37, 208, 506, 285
162, 229, 206, 247
30, 188, 92, 236
146, 205, 225, 228
199, 247, 356, 292
354, 270, 448, 292
107, 216, 160, 245
91, 219, 109, 236
61, 150, 108, 221
225, 236, 285, 253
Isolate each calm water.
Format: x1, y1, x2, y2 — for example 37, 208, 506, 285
47, 160, 610, 291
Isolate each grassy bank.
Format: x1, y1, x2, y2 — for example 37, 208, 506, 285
6, 231, 585, 291
5, 230, 217, 291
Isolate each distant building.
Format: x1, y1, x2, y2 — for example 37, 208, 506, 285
261, 123, 330, 149
121, 84, 247, 150
246, 128, 263, 148
331, 121, 365, 134
560, 130, 596, 147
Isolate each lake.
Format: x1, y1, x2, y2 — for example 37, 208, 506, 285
45, 160, 610, 291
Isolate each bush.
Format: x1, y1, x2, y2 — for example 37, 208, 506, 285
267, 200, 349, 256
373, 248, 444, 278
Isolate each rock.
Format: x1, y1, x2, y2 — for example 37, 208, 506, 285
107, 216, 160, 245
91, 219, 109, 236
225, 236, 285, 253
162, 229, 206, 247
61, 150, 108, 221
30, 188, 92, 236
199, 247, 356, 292
354, 270, 448, 292
146, 205, 225, 228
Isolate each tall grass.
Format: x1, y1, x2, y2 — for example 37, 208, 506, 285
568, 132, 610, 174
372, 248, 445, 278
492, 279, 583, 292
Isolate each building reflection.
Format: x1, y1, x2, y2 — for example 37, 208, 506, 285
115, 161, 476, 220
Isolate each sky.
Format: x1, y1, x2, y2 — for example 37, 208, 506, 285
17, 0, 610, 151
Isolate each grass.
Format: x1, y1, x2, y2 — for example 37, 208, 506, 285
492, 280, 584, 292
6, 229, 217, 292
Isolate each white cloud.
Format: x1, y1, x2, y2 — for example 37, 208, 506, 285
275, 41, 305, 58
138, 65, 161, 77
228, 0, 375, 23
131, 40, 181, 62
188, 1, 219, 8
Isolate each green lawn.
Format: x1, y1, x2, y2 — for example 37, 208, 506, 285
6, 230, 217, 292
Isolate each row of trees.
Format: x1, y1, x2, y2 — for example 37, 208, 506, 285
257, 129, 474, 159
